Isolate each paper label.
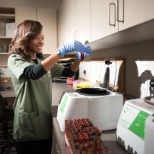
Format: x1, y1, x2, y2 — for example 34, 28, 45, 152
60, 95, 68, 114
119, 104, 150, 139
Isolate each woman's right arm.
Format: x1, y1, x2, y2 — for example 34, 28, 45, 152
41, 53, 61, 72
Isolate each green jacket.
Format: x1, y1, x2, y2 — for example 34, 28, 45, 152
7, 54, 64, 142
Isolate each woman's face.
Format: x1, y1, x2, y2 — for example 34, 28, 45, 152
28, 30, 44, 56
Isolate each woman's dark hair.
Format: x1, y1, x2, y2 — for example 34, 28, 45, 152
10, 20, 44, 59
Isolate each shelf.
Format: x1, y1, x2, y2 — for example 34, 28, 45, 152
89, 19, 154, 51
0, 36, 12, 39
0, 7, 15, 55
0, 53, 9, 55
0, 14, 15, 20
0, 7, 15, 21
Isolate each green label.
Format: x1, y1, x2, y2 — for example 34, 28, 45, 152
129, 111, 149, 139
119, 104, 150, 140
60, 95, 68, 114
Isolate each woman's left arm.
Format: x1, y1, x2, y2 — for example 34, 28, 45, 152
70, 58, 80, 72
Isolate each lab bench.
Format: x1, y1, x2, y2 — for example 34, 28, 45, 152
1, 82, 128, 153
51, 82, 127, 153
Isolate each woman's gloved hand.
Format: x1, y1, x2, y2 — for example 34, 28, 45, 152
76, 45, 92, 60
57, 40, 90, 57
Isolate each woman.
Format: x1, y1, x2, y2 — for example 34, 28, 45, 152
7, 20, 92, 154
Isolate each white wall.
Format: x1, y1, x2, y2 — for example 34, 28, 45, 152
85, 39, 154, 98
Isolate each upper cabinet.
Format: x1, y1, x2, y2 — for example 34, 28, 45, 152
58, 0, 70, 45
0, 7, 15, 53
16, 7, 57, 54
118, 0, 154, 31
91, 0, 154, 42
58, 0, 154, 50
91, 0, 118, 42
58, 0, 90, 45
76, 0, 91, 44
69, 0, 77, 43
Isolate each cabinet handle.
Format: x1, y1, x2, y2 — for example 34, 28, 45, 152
109, 3, 116, 27
56, 143, 60, 154
73, 31, 79, 40
75, 31, 79, 40
73, 32, 76, 40
117, 0, 124, 23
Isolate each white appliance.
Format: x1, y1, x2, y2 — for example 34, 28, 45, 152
57, 88, 123, 132
116, 99, 154, 154
144, 115, 154, 154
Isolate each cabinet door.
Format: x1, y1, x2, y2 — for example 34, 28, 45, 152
15, 7, 36, 26
37, 8, 57, 54
58, 0, 71, 46
69, 0, 77, 41
58, 0, 90, 45
76, 0, 91, 44
119, 0, 154, 31
91, 0, 118, 42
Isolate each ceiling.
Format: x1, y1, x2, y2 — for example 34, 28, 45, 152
0, 0, 62, 9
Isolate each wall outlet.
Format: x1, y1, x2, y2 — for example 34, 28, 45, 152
83, 70, 86, 75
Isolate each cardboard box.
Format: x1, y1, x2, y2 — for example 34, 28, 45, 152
5, 29, 14, 37
5, 22, 16, 30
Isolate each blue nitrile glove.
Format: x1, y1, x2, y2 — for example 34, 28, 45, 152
57, 40, 86, 57
76, 45, 92, 60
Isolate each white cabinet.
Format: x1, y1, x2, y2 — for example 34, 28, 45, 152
58, 0, 91, 45
68, 0, 91, 44
118, 0, 154, 31
69, 0, 77, 42
15, 7, 57, 54
58, 0, 70, 46
91, 0, 154, 42
59, 0, 117, 44
76, 0, 91, 44
58, 0, 154, 49
91, 0, 118, 42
